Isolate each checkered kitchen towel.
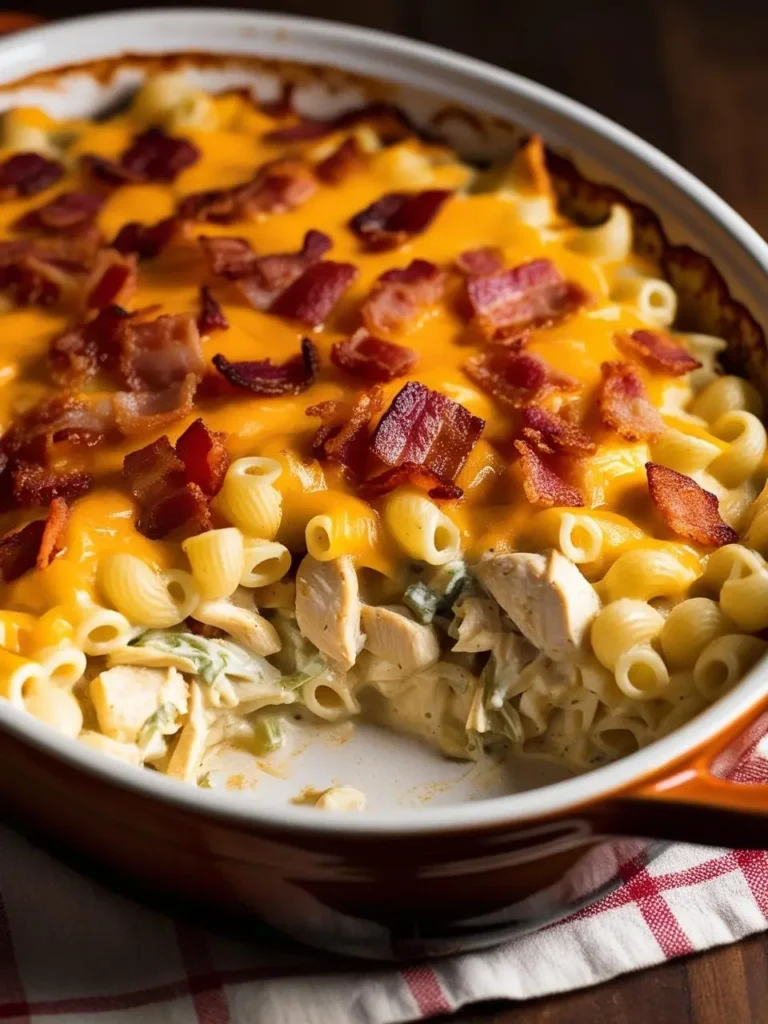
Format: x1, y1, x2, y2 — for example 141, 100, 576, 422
1, 746, 767, 1023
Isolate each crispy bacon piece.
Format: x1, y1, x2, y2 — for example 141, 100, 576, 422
0, 498, 69, 581
14, 191, 104, 235
466, 259, 588, 339
50, 305, 136, 386
646, 462, 737, 548
616, 329, 702, 377
263, 102, 411, 144
519, 405, 596, 456
212, 338, 317, 396
464, 347, 579, 409
1, 394, 114, 465
270, 261, 358, 326
112, 216, 179, 259
175, 418, 229, 496
198, 236, 256, 278
12, 463, 92, 507
197, 286, 228, 335
360, 463, 462, 501
514, 439, 584, 508
316, 137, 365, 185
0, 237, 93, 309
139, 482, 212, 540
349, 190, 452, 251
119, 313, 205, 391
114, 373, 198, 436
0, 153, 63, 199
123, 424, 227, 539
598, 360, 664, 442
455, 247, 504, 276
362, 259, 444, 336
83, 129, 200, 185
200, 230, 333, 312
178, 158, 316, 223
308, 386, 383, 479
331, 328, 417, 382
370, 380, 484, 483
85, 249, 137, 309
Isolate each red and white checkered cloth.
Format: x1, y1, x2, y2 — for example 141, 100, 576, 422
0, 744, 767, 1023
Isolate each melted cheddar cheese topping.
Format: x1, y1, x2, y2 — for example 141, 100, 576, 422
0, 88, 721, 617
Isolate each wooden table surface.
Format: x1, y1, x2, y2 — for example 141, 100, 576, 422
8, 0, 768, 1019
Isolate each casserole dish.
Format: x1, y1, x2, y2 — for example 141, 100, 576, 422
0, 8, 766, 960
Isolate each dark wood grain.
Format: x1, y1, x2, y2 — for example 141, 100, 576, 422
8, 0, 768, 1020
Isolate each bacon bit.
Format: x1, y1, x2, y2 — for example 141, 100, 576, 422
646, 462, 737, 548
514, 439, 584, 508
212, 338, 317, 396
12, 463, 92, 507
464, 348, 579, 409
308, 386, 383, 479
371, 380, 484, 483
316, 137, 365, 185
270, 261, 358, 326
123, 428, 224, 539
14, 191, 104, 235
201, 229, 333, 312
119, 313, 205, 391
85, 249, 137, 309
467, 259, 589, 339
83, 129, 200, 185
519, 405, 596, 456
175, 418, 229, 497
362, 258, 444, 336
198, 236, 256, 278
112, 216, 179, 259
197, 286, 228, 335
598, 360, 664, 442
1, 394, 114, 465
454, 247, 504, 276
0, 153, 63, 199
0, 498, 69, 581
360, 463, 462, 501
114, 373, 198, 436
0, 237, 91, 309
616, 329, 702, 377
331, 328, 417, 383
178, 158, 316, 223
140, 482, 212, 540
349, 191, 452, 251
263, 102, 411, 144
50, 304, 134, 386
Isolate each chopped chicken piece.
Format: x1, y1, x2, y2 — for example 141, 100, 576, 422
361, 603, 440, 674
451, 594, 505, 652
90, 665, 188, 743
295, 555, 363, 669
167, 681, 208, 783
474, 549, 600, 660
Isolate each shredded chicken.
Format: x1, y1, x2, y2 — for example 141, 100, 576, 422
474, 549, 600, 660
295, 555, 363, 669
361, 603, 440, 673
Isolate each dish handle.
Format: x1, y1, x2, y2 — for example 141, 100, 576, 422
604, 702, 768, 847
